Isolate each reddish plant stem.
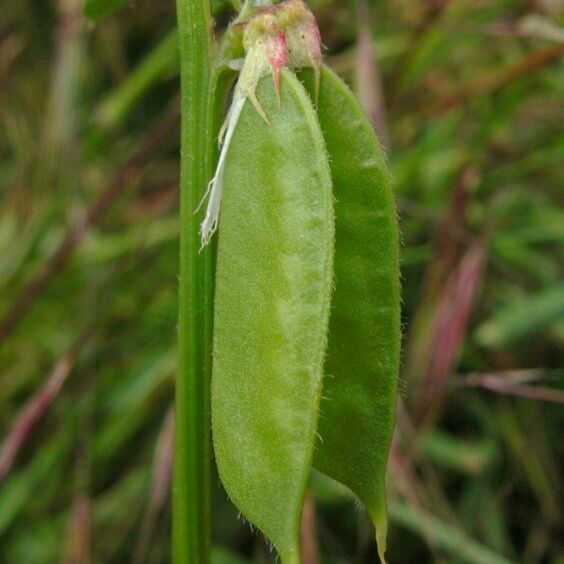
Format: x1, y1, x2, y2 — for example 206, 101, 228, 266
0, 329, 91, 481
61, 493, 92, 564
464, 373, 564, 404
355, 0, 389, 150
415, 242, 487, 427
133, 405, 175, 564
300, 492, 320, 564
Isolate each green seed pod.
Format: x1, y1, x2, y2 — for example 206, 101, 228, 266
211, 69, 334, 562
300, 65, 401, 563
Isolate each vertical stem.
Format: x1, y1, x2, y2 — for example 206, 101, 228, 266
174, 0, 214, 562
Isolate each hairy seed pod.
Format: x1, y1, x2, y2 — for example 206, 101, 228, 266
301, 65, 401, 564
212, 69, 334, 562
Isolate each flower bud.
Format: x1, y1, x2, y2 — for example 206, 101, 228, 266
274, 0, 322, 92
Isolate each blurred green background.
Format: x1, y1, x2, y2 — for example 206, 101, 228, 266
1, 0, 563, 562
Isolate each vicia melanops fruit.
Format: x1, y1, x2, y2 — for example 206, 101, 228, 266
204, 2, 400, 562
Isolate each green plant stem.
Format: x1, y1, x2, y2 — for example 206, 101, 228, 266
174, 0, 215, 562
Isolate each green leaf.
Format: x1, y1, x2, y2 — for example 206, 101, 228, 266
476, 282, 564, 347
95, 30, 179, 128
301, 65, 401, 562
389, 501, 514, 564
83, 0, 130, 20
211, 69, 334, 562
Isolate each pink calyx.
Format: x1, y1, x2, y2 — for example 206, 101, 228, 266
267, 31, 289, 100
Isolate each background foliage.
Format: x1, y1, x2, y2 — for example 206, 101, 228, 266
0, 0, 562, 562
